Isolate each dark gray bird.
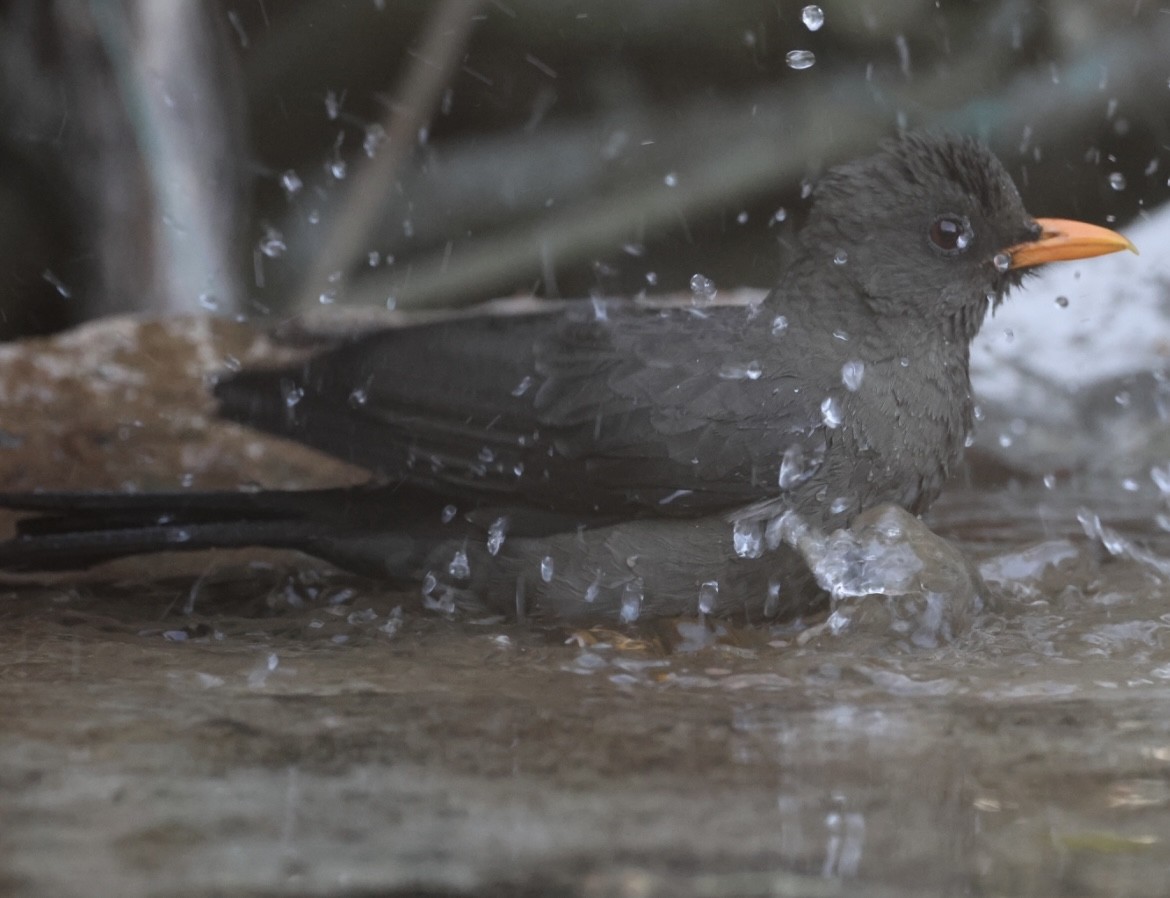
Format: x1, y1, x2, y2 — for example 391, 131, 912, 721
0, 133, 1134, 622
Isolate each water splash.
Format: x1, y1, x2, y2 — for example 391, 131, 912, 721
786, 49, 816, 70
620, 580, 644, 622
821, 396, 843, 428
841, 361, 865, 392
698, 581, 719, 615
487, 517, 509, 556
733, 519, 763, 559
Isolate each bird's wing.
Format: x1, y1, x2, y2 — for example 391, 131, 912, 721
215, 301, 833, 518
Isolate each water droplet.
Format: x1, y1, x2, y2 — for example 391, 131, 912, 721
1109, 172, 1126, 191
732, 520, 763, 559
363, 124, 386, 158
841, 360, 865, 391
772, 207, 788, 224
441, 504, 457, 524
736, 211, 749, 225
964, 432, 976, 448
779, 442, 823, 489
1054, 295, 1069, 308
540, 555, 555, 582
280, 170, 303, 196
1122, 477, 1140, 492
42, 269, 72, 299
821, 396, 843, 428
329, 158, 347, 180
348, 387, 368, 408
197, 292, 219, 311
622, 242, 645, 257
771, 315, 789, 336
664, 172, 678, 187
477, 446, 495, 464
993, 253, 1012, 272
324, 90, 342, 120
764, 581, 782, 617
448, 549, 470, 580
832, 329, 849, 341
719, 360, 762, 381
998, 433, 1012, 448
689, 273, 717, 303
620, 580, 643, 622
645, 271, 658, 286
801, 5, 824, 31
1043, 473, 1056, 490
698, 580, 719, 615
487, 517, 509, 556
786, 49, 816, 70
829, 496, 850, 515
257, 226, 286, 257
282, 383, 304, 408
833, 249, 848, 266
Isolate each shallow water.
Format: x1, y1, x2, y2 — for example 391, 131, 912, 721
4, 481, 1170, 896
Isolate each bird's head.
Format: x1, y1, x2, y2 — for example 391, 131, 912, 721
801, 132, 1135, 336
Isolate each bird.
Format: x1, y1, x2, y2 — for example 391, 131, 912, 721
0, 132, 1135, 623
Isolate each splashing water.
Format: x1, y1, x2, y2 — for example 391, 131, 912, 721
733, 519, 763, 559
620, 580, 644, 622
786, 49, 816, 70
821, 396, 843, 428
690, 273, 717, 304
801, 5, 824, 31
719, 361, 763, 381
841, 361, 865, 392
487, 517, 509, 556
698, 581, 719, 615
448, 550, 470, 580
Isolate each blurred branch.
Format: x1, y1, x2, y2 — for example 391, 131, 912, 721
297, 0, 484, 310
89, 0, 244, 314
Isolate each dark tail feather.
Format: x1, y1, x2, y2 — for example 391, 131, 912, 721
0, 488, 385, 573
0, 485, 450, 576
0, 487, 353, 521
0, 517, 327, 573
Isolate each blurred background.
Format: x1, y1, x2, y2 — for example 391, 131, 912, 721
0, 0, 1167, 340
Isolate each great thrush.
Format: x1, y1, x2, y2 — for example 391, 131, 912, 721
0, 133, 1135, 622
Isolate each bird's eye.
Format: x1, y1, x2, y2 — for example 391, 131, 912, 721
928, 215, 973, 256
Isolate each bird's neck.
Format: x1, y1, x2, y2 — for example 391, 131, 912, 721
771, 262, 986, 365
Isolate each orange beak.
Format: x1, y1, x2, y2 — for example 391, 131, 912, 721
1004, 218, 1138, 270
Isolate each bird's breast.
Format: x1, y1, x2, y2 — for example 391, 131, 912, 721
836, 351, 972, 516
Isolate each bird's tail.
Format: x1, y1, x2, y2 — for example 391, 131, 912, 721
0, 487, 391, 573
